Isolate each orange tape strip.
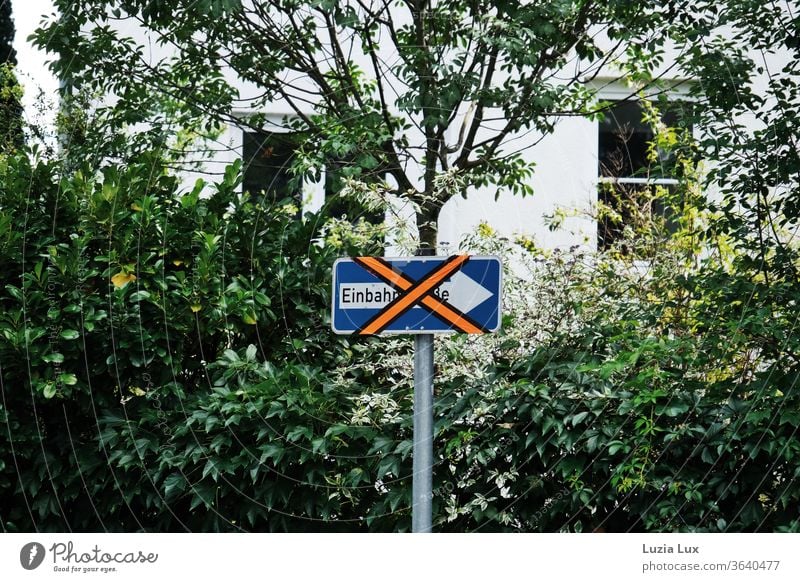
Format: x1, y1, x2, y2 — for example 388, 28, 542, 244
357, 257, 483, 334
357, 255, 472, 335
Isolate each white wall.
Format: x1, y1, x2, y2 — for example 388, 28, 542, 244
438, 114, 599, 252
11, 0, 59, 142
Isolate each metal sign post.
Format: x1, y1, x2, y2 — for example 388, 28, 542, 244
410, 247, 435, 533
412, 332, 434, 533
331, 253, 502, 532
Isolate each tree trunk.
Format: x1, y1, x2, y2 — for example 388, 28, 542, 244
417, 209, 438, 253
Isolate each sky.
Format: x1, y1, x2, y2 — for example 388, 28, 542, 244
11, 0, 58, 130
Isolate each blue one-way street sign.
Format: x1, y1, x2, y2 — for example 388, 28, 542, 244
331, 255, 502, 335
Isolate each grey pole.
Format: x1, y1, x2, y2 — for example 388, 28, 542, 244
412, 332, 434, 532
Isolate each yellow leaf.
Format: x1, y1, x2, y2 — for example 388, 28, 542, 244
130, 202, 143, 211
243, 313, 257, 325
129, 386, 146, 397
172, 259, 183, 266
111, 272, 136, 288
190, 304, 202, 313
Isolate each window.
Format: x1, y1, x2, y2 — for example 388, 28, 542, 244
597, 100, 691, 251
242, 130, 385, 225
242, 131, 301, 204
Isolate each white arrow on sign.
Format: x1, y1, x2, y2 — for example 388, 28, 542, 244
445, 271, 493, 312
338, 271, 493, 313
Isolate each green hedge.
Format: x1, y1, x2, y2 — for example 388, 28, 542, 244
2, 150, 800, 532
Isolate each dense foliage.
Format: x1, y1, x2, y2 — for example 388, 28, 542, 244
0, 0, 23, 152
1, 0, 798, 533
1, 131, 799, 531
0, 152, 359, 530
0, 1, 15, 65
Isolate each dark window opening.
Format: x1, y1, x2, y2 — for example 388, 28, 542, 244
597, 100, 691, 251
242, 131, 301, 205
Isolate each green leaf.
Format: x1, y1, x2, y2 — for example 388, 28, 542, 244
42, 352, 65, 363
259, 443, 285, 464
395, 439, 413, 459
377, 456, 398, 479
202, 460, 219, 481
325, 424, 351, 439
204, 416, 221, 432
700, 446, 716, 464
60, 329, 80, 340
542, 416, 557, 435
607, 441, 626, 455
662, 403, 690, 417
42, 382, 57, 399
571, 411, 590, 426
286, 425, 312, 442
129, 290, 151, 302
58, 373, 78, 386
164, 473, 186, 501
311, 437, 327, 455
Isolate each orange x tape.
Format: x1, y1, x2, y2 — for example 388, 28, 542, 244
353, 255, 486, 335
